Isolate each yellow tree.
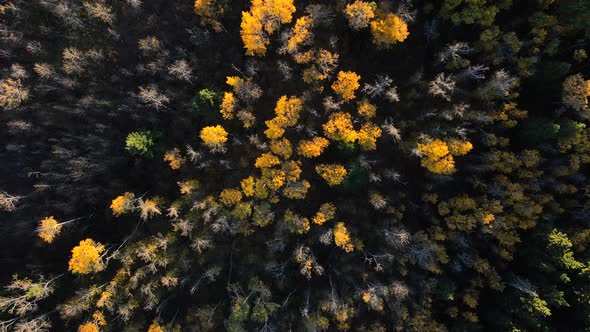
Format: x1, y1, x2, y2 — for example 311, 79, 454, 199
286, 16, 314, 53
334, 222, 354, 252
37, 216, 63, 243
219, 188, 243, 206
0, 78, 29, 110
110, 192, 136, 216
332, 71, 361, 101
163, 148, 185, 170
344, 1, 375, 30
315, 164, 347, 186
417, 139, 456, 174
312, 203, 336, 225
357, 122, 382, 151
323, 112, 358, 144
370, 13, 409, 47
68, 239, 105, 274
297, 137, 330, 158
220, 92, 236, 119
200, 125, 228, 148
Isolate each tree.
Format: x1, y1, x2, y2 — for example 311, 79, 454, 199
68, 239, 105, 274
126, 131, 155, 157
219, 188, 243, 206
110, 192, 136, 216
333, 222, 353, 252
344, 1, 375, 30
298, 137, 330, 158
37, 216, 63, 243
332, 71, 361, 101
0, 78, 28, 110
416, 139, 456, 174
562, 74, 590, 111
315, 164, 347, 186
370, 13, 409, 47
194, 0, 225, 32
200, 125, 228, 148
220, 92, 236, 119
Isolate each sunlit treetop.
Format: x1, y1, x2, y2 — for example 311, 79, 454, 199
332, 71, 361, 101
357, 122, 382, 151
315, 164, 347, 186
370, 13, 409, 47
0, 78, 29, 110
357, 98, 377, 118
333, 222, 354, 252
78, 322, 99, 332
447, 138, 474, 156
147, 321, 165, 332
240, 0, 296, 56
220, 188, 243, 206
220, 92, 236, 120
274, 95, 303, 126
344, 1, 376, 30
38, 216, 62, 243
163, 148, 185, 170
287, 15, 314, 53
312, 203, 336, 225
255, 153, 281, 168
323, 112, 358, 144
200, 125, 228, 147
297, 137, 330, 158
110, 192, 136, 216
241, 176, 256, 197
68, 238, 105, 274
270, 138, 293, 159
417, 139, 456, 174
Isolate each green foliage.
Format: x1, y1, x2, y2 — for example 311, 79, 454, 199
125, 131, 155, 157
193, 89, 220, 114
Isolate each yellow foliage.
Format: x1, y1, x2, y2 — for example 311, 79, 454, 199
315, 164, 347, 186
370, 13, 409, 47
297, 137, 330, 158
562, 74, 590, 111
447, 139, 473, 156
483, 213, 495, 225
163, 148, 185, 170
240, 0, 296, 56
264, 118, 286, 139
178, 179, 200, 195
312, 203, 336, 225
38, 216, 62, 243
79, 322, 99, 332
240, 11, 268, 56
0, 78, 28, 110
220, 188, 243, 206
92, 311, 106, 326
220, 92, 236, 119
200, 125, 228, 146
147, 321, 165, 332
323, 112, 358, 144
357, 122, 382, 151
262, 169, 286, 190
334, 222, 354, 252
293, 50, 315, 64
241, 176, 256, 197
287, 16, 314, 53
274, 95, 303, 126
110, 192, 135, 216
270, 138, 293, 159
417, 139, 456, 174
68, 238, 105, 274
282, 160, 302, 182
344, 1, 375, 30
255, 153, 281, 168
357, 98, 377, 118
331, 71, 361, 101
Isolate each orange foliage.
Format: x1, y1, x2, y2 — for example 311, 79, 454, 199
331, 71, 361, 101
298, 137, 330, 158
370, 13, 409, 47
68, 238, 105, 274
200, 125, 228, 146
315, 164, 347, 186
38, 216, 62, 243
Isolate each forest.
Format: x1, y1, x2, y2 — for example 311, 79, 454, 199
0, 0, 590, 331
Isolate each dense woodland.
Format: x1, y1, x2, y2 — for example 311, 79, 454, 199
0, 0, 590, 331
